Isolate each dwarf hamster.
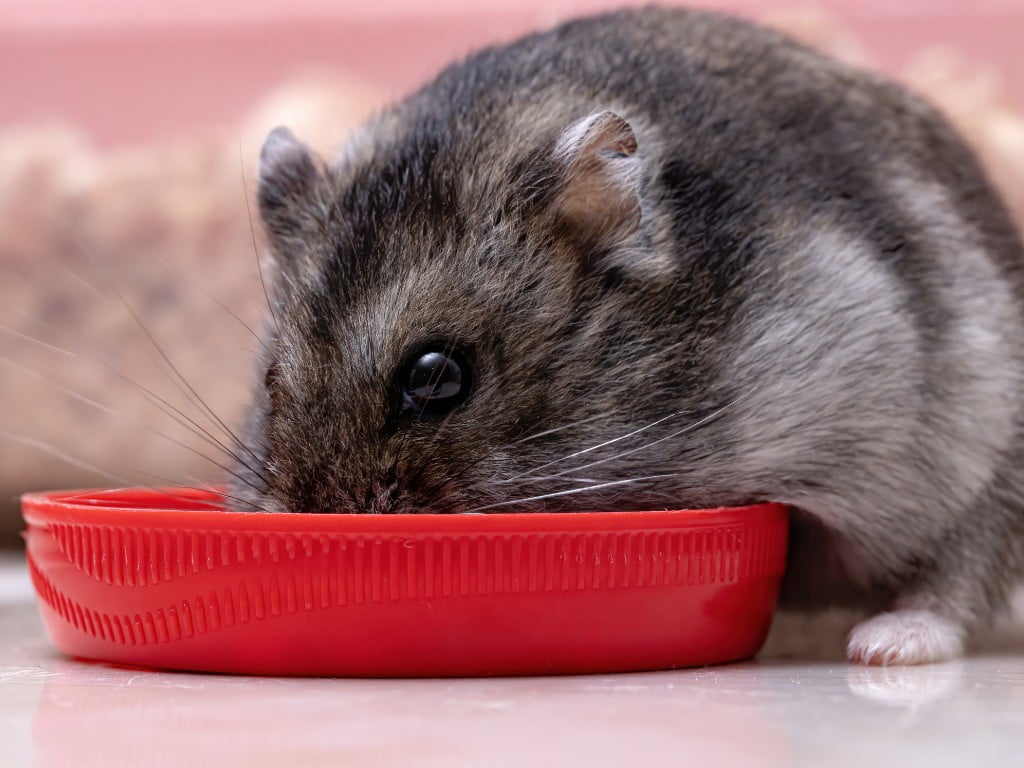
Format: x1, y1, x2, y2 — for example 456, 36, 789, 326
231, 7, 1024, 665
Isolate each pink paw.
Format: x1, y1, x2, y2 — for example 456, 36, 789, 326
846, 610, 965, 666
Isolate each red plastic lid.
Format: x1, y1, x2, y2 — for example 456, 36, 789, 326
22, 488, 788, 677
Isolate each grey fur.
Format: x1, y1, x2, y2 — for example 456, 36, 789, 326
233, 8, 1024, 659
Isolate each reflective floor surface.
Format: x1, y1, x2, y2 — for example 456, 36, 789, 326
2, 554, 1023, 767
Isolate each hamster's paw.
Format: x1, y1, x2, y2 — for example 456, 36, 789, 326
846, 610, 965, 666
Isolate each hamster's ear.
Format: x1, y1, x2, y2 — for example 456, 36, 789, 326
552, 111, 642, 250
257, 126, 322, 241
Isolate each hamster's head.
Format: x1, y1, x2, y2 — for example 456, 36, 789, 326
230, 111, 743, 513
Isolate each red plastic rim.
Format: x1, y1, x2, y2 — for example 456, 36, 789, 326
22, 488, 788, 677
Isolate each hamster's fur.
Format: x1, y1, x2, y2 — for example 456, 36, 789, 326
233, 8, 1024, 665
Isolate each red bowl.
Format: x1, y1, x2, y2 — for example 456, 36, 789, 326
22, 488, 788, 677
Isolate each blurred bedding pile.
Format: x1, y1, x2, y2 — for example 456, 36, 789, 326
1, 10, 1023, 543
0, 77, 379, 542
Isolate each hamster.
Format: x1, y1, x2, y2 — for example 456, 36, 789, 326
230, 7, 1024, 666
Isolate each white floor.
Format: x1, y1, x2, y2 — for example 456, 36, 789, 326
2, 553, 1023, 768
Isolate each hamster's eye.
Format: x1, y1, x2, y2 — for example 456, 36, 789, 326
401, 348, 472, 415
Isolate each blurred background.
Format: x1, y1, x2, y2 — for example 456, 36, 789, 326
1, 0, 1023, 547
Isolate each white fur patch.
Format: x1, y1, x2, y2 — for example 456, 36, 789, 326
846, 609, 965, 666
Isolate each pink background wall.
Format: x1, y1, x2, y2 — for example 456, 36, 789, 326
2, 0, 1023, 147
0, 0, 1021, 545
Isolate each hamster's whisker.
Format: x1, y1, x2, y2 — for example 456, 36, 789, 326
513, 413, 611, 444
510, 475, 605, 485
464, 473, 683, 513
56, 262, 106, 298
47, 255, 266, 475
239, 141, 281, 335
0, 322, 72, 359
171, 474, 272, 512
506, 410, 684, 482
157, 258, 270, 354
0, 354, 268, 496
0, 323, 268, 485
0, 428, 156, 495
110, 286, 265, 472
4, 319, 257, 475
536, 398, 738, 481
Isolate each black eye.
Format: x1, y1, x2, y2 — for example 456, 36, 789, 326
401, 348, 472, 415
